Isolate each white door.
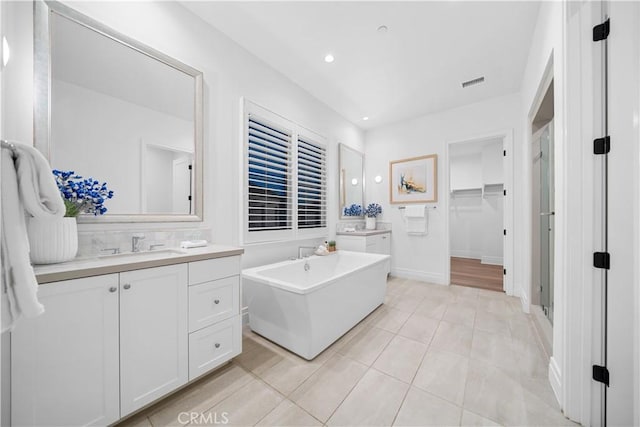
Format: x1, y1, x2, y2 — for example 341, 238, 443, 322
119, 264, 188, 416
11, 275, 120, 426
172, 157, 192, 214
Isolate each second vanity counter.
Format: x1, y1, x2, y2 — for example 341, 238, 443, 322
34, 244, 244, 284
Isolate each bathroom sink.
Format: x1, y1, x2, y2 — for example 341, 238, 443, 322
97, 248, 187, 260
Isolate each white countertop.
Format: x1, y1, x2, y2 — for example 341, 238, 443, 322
336, 229, 391, 237
34, 244, 244, 284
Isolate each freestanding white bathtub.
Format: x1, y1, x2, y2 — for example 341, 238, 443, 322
242, 250, 390, 360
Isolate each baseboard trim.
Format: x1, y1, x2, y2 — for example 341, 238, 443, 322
549, 356, 562, 407
242, 307, 249, 326
481, 256, 503, 265
450, 251, 482, 259
391, 268, 445, 285
520, 289, 530, 314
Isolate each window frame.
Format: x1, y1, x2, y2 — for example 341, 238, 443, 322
242, 100, 328, 244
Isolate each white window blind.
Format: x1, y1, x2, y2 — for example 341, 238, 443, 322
297, 136, 327, 229
244, 101, 328, 244
247, 116, 293, 233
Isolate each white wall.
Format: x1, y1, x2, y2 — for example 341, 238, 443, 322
518, 0, 568, 412
52, 80, 193, 214
364, 92, 520, 284
6, 1, 364, 266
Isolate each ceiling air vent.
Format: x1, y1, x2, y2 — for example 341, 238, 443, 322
461, 76, 485, 88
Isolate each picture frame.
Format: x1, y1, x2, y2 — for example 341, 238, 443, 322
389, 154, 438, 204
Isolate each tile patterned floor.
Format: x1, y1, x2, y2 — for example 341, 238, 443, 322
118, 277, 577, 427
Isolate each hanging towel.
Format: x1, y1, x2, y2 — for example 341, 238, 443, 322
404, 204, 427, 234
1, 142, 63, 331
14, 143, 65, 218
404, 204, 426, 218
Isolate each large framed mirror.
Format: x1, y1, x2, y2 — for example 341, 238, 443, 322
338, 144, 365, 219
34, 1, 203, 222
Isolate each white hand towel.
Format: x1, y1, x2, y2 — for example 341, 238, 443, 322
1, 152, 45, 332
404, 204, 425, 218
14, 143, 65, 218
404, 205, 427, 234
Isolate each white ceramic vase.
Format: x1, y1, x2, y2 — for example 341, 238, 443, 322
365, 216, 376, 230
27, 216, 78, 264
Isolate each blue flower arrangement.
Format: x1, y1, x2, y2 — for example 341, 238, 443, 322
364, 203, 383, 218
343, 203, 363, 216
53, 170, 114, 217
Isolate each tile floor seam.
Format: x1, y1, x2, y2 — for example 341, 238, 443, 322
321, 365, 371, 425
389, 384, 411, 427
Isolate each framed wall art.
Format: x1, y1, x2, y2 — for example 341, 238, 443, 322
389, 154, 438, 203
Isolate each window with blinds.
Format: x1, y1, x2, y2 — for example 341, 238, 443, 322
244, 102, 328, 243
247, 116, 292, 232
297, 137, 327, 229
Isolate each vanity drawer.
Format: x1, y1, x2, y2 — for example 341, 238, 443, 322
189, 256, 240, 285
188, 276, 239, 332
188, 315, 241, 381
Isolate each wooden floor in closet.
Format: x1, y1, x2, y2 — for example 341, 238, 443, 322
450, 257, 504, 292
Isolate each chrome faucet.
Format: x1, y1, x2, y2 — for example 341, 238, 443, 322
131, 234, 146, 252
298, 246, 315, 259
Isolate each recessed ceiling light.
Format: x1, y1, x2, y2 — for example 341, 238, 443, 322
362, 116, 369, 121
324, 54, 334, 63
377, 25, 388, 33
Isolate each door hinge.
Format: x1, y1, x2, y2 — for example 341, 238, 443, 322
593, 252, 610, 269
503, 150, 506, 157
593, 19, 610, 42
503, 268, 506, 276
188, 195, 192, 201
503, 229, 507, 236
188, 164, 193, 170
592, 365, 610, 386
594, 136, 610, 154
503, 189, 507, 196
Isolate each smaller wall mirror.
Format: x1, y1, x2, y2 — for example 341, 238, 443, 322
339, 144, 365, 219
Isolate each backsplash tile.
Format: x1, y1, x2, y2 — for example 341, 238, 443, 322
77, 228, 213, 257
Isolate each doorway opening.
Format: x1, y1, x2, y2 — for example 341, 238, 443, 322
530, 79, 554, 352
448, 138, 505, 292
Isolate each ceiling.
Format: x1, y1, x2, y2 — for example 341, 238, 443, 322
182, 1, 540, 130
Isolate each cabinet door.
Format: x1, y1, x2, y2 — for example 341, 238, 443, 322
119, 264, 188, 416
12, 275, 120, 427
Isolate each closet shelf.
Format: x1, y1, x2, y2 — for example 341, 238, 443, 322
450, 187, 482, 197
482, 183, 504, 197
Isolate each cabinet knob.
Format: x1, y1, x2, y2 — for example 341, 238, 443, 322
214, 299, 220, 305
214, 343, 221, 349
108, 286, 117, 293
123, 284, 131, 290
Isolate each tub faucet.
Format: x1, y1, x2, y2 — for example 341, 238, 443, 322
132, 234, 146, 252
298, 246, 315, 259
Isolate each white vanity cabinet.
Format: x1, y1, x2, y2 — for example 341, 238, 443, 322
12, 249, 242, 427
11, 274, 121, 427
336, 231, 391, 273
119, 264, 188, 415
187, 257, 242, 381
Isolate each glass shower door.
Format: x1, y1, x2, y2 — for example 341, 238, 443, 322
539, 122, 554, 323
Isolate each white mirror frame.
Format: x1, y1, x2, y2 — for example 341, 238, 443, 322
338, 144, 365, 219
34, 0, 204, 223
